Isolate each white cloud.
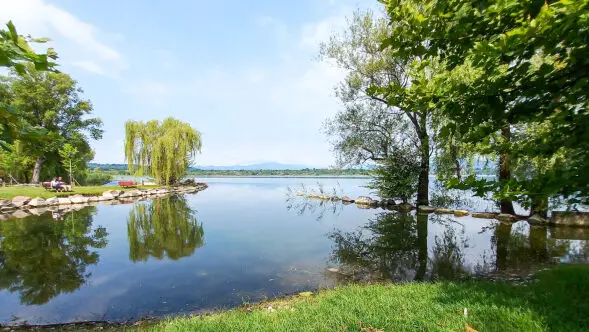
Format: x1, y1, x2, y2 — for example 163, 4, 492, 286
300, 14, 347, 49
0, 0, 124, 75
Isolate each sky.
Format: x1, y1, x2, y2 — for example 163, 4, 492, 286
1, 0, 379, 167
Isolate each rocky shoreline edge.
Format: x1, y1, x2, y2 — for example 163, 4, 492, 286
0, 183, 208, 220
297, 193, 588, 227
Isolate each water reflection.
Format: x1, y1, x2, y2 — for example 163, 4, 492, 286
127, 196, 204, 262
0, 208, 107, 305
329, 212, 468, 282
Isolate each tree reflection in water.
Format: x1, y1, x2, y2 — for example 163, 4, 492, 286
0, 207, 107, 305
127, 196, 204, 262
328, 212, 469, 282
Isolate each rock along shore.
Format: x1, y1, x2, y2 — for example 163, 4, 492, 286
0, 183, 208, 220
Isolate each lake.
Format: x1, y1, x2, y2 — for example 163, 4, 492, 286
1, 177, 588, 325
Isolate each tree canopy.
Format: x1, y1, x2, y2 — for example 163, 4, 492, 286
125, 117, 202, 185
0, 65, 102, 183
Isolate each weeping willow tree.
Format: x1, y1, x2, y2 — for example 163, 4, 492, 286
124, 117, 202, 185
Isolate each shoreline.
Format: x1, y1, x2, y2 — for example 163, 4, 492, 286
0, 183, 208, 220
2, 264, 586, 331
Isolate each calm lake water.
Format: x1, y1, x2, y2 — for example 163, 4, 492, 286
1, 177, 588, 325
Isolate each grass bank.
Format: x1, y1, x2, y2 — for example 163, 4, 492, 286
0, 185, 159, 200
146, 264, 589, 332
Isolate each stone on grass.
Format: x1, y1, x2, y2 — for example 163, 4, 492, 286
12, 196, 31, 208
102, 190, 122, 198
27, 197, 47, 207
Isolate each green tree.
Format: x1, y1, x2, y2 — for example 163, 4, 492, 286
125, 117, 202, 185
58, 143, 79, 185
1, 65, 102, 183
0, 21, 58, 150
380, 0, 589, 210
321, 10, 448, 205
367, 148, 420, 204
0, 208, 107, 305
127, 196, 205, 262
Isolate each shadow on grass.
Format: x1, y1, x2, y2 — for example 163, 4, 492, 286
434, 264, 589, 331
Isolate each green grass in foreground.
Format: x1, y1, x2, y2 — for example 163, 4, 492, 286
145, 264, 589, 332
0, 185, 159, 199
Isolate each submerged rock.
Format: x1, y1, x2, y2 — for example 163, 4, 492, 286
497, 213, 520, 223
12, 196, 31, 208
454, 210, 469, 217
341, 196, 354, 203
528, 214, 549, 225
471, 212, 499, 219
551, 211, 589, 227
435, 208, 454, 214
28, 207, 49, 216
396, 203, 415, 211
418, 205, 436, 213
326, 268, 341, 273
355, 196, 378, 207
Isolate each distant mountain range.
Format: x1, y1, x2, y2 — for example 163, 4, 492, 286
190, 162, 312, 171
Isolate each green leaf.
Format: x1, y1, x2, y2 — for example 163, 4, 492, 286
6, 21, 18, 44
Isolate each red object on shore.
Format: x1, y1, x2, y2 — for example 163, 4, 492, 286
118, 181, 136, 188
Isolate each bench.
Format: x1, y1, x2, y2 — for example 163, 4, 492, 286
41, 182, 72, 192
118, 180, 137, 188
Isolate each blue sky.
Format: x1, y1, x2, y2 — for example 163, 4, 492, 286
2, 0, 377, 167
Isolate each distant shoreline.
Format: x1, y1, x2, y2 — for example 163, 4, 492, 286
189, 175, 371, 179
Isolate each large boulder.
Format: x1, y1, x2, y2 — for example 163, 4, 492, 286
58, 197, 72, 205
87, 196, 100, 202
101, 192, 116, 200
355, 196, 378, 207
45, 197, 59, 205
69, 195, 89, 204
12, 196, 31, 208
27, 197, 47, 207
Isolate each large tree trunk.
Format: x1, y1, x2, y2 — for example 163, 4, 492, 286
31, 157, 44, 184
530, 197, 548, 218
416, 116, 429, 206
498, 124, 515, 214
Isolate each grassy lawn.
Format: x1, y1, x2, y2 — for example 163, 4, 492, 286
141, 264, 589, 332
0, 185, 160, 199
